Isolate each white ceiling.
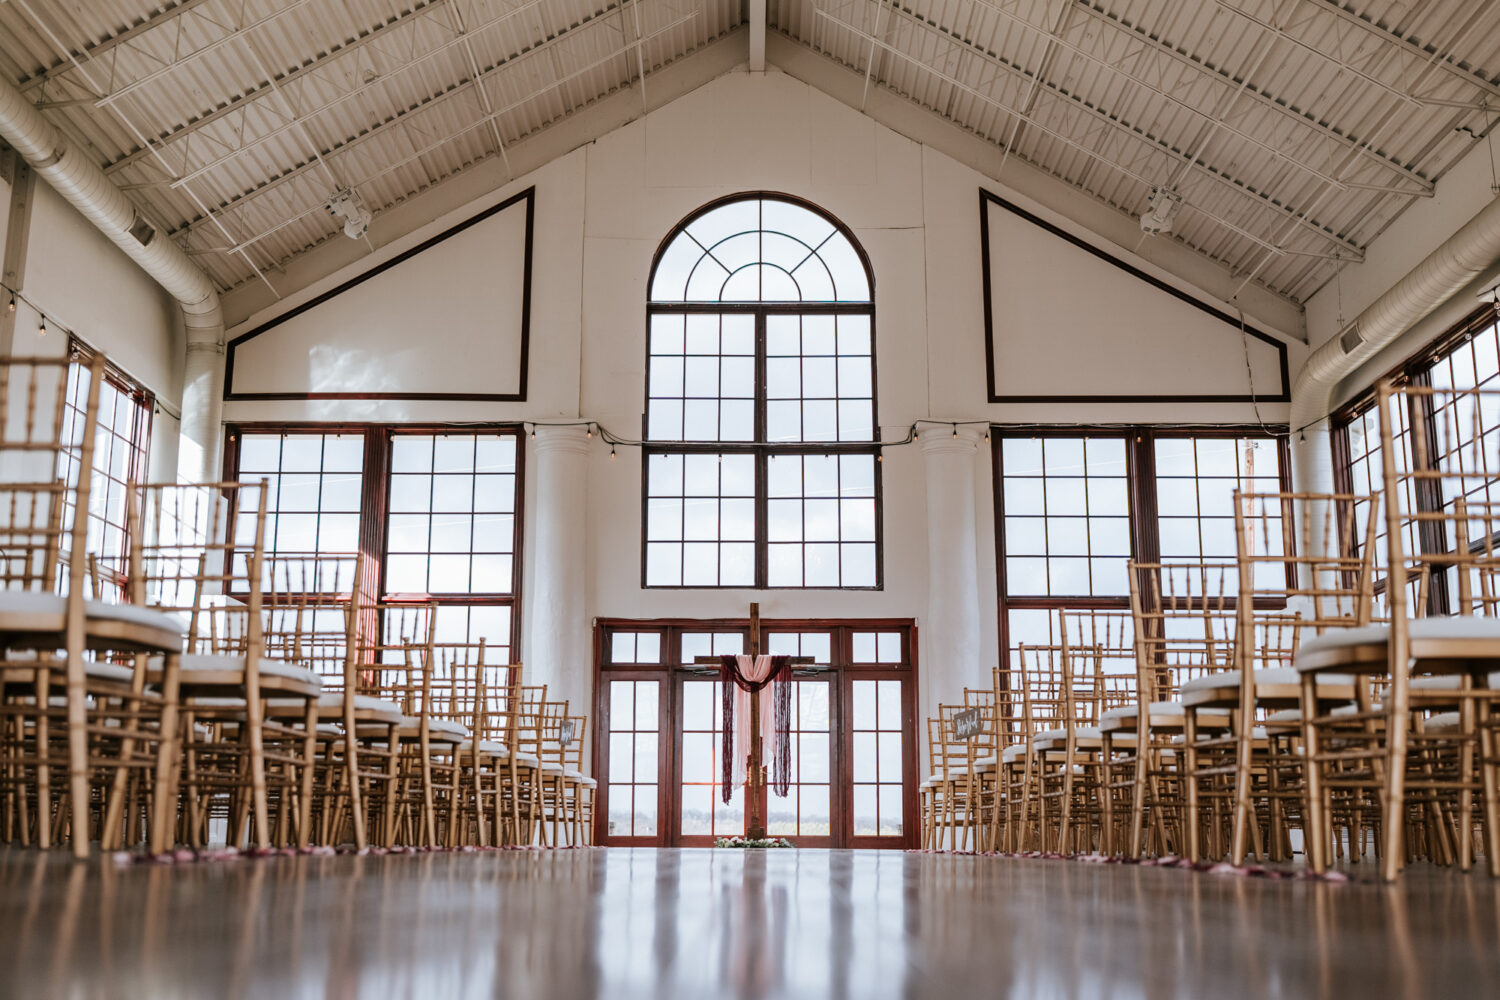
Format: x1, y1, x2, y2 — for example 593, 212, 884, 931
2, 1, 1497, 309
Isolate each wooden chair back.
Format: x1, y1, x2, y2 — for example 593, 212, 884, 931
0, 354, 104, 599
259, 553, 362, 696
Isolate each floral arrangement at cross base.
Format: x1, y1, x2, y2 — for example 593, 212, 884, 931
714, 835, 795, 848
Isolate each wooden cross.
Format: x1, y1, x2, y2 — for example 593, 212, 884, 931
692, 602, 814, 839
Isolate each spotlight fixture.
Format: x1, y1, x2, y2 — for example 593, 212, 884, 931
325, 188, 372, 240
1139, 186, 1183, 236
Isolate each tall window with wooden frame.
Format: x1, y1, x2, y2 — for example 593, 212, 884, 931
60, 338, 153, 600
1334, 302, 1500, 615
994, 428, 1290, 664
227, 425, 523, 661
594, 619, 918, 848
643, 193, 881, 589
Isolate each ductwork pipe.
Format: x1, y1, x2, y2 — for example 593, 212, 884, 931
1290, 194, 1500, 521
0, 78, 224, 483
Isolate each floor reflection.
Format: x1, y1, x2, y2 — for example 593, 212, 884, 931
1, 847, 1498, 999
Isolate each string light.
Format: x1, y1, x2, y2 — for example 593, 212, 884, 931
37, 317, 46, 339
952, 423, 958, 438
530, 425, 537, 439
609, 445, 616, 460
6, 293, 14, 313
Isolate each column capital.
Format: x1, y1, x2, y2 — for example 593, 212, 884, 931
918, 424, 984, 457
530, 423, 591, 456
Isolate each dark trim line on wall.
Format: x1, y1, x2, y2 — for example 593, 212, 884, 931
223, 186, 536, 402
978, 188, 1291, 405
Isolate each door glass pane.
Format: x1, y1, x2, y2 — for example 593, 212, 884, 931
681, 678, 743, 838
606, 680, 660, 838
851, 678, 904, 837
766, 680, 832, 838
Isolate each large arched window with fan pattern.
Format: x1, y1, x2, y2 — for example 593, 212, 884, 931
643, 194, 880, 589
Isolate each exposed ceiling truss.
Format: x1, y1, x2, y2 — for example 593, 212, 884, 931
0, 1, 1495, 309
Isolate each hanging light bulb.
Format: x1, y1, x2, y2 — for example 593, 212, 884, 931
609, 446, 617, 460
876, 448, 883, 464
37, 317, 46, 339
952, 423, 958, 438
984, 429, 991, 442
6, 293, 14, 313
530, 425, 537, 439
587, 424, 594, 438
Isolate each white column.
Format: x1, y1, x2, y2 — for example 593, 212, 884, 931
920, 426, 986, 725
525, 425, 591, 716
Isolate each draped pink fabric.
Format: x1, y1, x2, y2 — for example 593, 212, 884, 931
718, 654, 792, 803
730, 655, 774, 793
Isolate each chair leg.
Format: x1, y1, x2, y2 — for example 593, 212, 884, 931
145, 657, 183, 854
1300, 680, 1327, 872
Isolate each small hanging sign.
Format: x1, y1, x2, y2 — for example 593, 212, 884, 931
951, 708, 984, 741
559, 719, 577, 748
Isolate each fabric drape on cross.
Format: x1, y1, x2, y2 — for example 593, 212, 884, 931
719, 654, 793, 803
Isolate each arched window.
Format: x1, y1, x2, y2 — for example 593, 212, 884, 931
643, 194, 880, 588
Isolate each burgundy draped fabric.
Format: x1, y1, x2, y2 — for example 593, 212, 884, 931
718, 654, 793, 802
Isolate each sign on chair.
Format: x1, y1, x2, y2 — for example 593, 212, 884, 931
951, 708, 984, 741
559, 719, 576, 748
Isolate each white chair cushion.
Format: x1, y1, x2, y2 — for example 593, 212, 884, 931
153, 653, 322, 689
1182, 667, 1353, 692
1266, 708, 1303, 723
1001, 744, 1027, 763
1410, 617, 1500, 641
85, 661, 134, 684
458, 739, 510, 756
1033, 726, 1102, 744
539, 761, 565, 774
1421, 711, 1461, 733
564, 768, 589, 781
1294, 625, 1389, 671
1412, 671, 1500, 689
411, 717, 469, 741
0, 592, 188, 639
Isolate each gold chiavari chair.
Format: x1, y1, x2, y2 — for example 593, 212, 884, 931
920, 710, 969, 850
962, 688, 998, 850
0, 354, 186, 858
1008, 644, 1073, 853
360, 602, 460, 848
989, 664, 1028, 852
526, 699, 573, 846
1177, 491, 1376, 867
559, 714, 594, 845
1116, 562, 1238, 859
1060, 609, 1136, 856
260, 553, 393, 851
117, 482, 319, 852
1297, 380, 1500, 880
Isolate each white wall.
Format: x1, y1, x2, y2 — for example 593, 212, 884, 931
6, 173, 183, 483
217, 67, 1310, 721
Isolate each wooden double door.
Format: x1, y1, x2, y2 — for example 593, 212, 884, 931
594, 620, 917, 848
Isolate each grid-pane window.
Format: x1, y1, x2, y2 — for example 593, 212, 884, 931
231, 425, 522, 658
1155, 436, 1285, 596
1000, 436, 1130, 597
236, 433, 364, 557
765, 315, 874, 443
766, 454, 877, 587
995, 428, 1288, 668
386, 433, 517, 595
644, 195, 880, 590
645, 453, 755, 586
647, 314, 755, 442
1337, 306, 1500, 614
60, 348, 152, 597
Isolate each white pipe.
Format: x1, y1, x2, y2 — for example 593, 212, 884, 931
0, 77, 224, 483
1290, 194, 1500, 508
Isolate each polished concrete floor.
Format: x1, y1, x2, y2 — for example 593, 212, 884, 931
1, 848, 1498, 1000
